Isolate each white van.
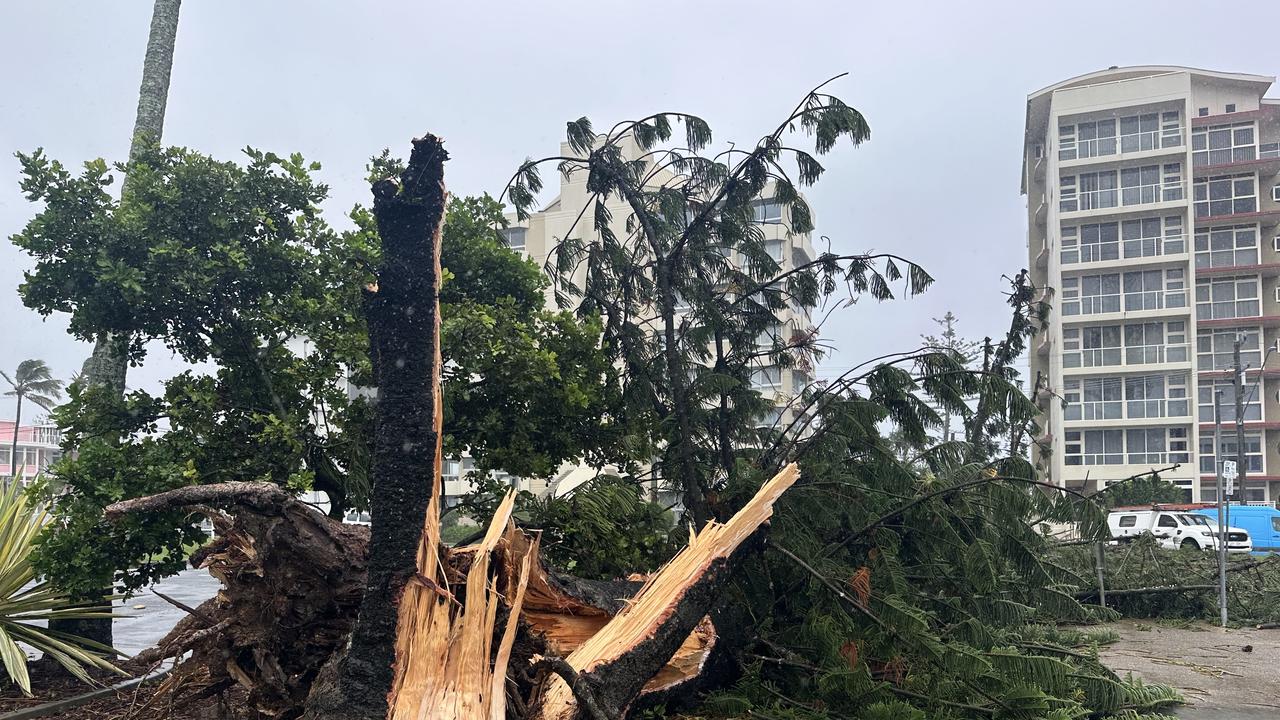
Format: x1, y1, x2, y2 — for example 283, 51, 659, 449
1107, 508, 1252, 552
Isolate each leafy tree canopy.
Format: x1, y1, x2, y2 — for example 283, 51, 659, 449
10, 146, 631, 594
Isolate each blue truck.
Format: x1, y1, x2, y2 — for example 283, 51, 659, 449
1191, 505, 1280, 553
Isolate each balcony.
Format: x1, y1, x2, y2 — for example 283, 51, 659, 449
1062, 290, 1189, 320
1192, 144, 1280, 178
1036, 333, 1052, 356
1059, 129, 1185, 166
1062, 343, 1191, 373
1060, 182, 1186, 217
1194, 208, 1280, 226
1061, 235, 1187, 268
1195, 261, 1280, 278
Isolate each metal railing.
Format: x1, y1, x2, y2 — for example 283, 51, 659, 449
1124, 289, 1187, 312
1062, 235, 1186, 265
1062, 129, 1184, 160
1195, 249, 1261, 270
1196, 300, 1262, 321
1125, 342, 1190, 365
1061, 182, 1185, 212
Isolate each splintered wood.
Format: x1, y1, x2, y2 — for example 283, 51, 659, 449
385, 461, 799, 720
532, 463, 799, 720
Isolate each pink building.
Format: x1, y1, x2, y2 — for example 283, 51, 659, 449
0, 421, 63, 481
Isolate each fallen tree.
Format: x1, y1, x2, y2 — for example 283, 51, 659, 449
105, 464, 798, 719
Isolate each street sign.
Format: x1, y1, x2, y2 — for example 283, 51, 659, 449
1227, 478, 1236, 496
1223, 460, 1238, 481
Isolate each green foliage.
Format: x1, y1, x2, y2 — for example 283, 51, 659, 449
1101, 475, 1188, 508
504, 77, 931, 527
10, 145, 628, 595
0, 479, 124, 694
458, 473, 673, 579
1, 359, 64, 413
1053, 536, 1280, 624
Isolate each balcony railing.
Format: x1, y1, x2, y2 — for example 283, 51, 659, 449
1062, 235, 1186, 265
1062, 130, 1184, 160
1060, 342, 1196, 371
1067, 398, 1190, 422
1064, 290, 1187, 317
1124, 343, 1191, 365
1196, 300, 1261, 321
1061, 182, 1185, 213
1124, 289, 1187, 312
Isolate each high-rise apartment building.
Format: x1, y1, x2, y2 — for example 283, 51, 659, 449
1025, 66, 1280, 503
501, 134, 816, 497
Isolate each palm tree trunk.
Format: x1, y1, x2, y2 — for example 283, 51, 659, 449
80, 0, 181, 394
60, 0, 184, 656
7, 394, 21, 489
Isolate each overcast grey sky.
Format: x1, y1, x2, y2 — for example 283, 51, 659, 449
3, 0, 1280, 421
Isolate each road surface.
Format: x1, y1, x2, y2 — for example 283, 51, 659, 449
1097, 619, 1280, 719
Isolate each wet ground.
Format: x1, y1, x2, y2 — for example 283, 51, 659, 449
112, 567, 221, 657
1097, 619, 1280, 719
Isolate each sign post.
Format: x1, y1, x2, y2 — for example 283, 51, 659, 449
1215, 391, 1229, 628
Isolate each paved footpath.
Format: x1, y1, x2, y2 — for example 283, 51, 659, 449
1097, 619, 1280, 719
113, 567, 221, 657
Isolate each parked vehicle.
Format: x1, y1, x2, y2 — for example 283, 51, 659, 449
1107, 507, 1252, 552
1190, 505, 1280, 553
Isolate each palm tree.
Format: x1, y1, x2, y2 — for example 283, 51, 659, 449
2, 360, 64, 483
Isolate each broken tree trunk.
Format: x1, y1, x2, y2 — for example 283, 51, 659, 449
106, 462, 799, 719
527, 463, 798, 720
302, 134, 450, 720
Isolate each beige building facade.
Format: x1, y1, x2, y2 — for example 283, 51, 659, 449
1025, 66, 1280, 503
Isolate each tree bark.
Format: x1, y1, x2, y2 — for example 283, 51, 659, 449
7, 393, 20, 485
302, 135, 449, 720
63, 0, 184, 651
79, 0, 182, 396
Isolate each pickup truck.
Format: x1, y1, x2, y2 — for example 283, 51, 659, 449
1107, 507, 1252, 552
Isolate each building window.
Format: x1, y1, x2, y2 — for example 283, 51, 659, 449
1226, 103, 1237, 113
1072, 429, 1125, 465
1194, 174, 1257, 218
1061, 170, 1118, 211
1119, 112, 1161, 153
1199, 432, 1263, 474
1194, 225, 1259, 269
1196, 327, 1262, 371
1062, 273, 1122, 315
1060, 222, 1118, 264
1123, 268, 1185, 311
1195, 275, 1260, 320
1062, 324, 1122, 368
764, 239, 784, 260
1198, 380, 1262, 422
1120, 163, 1183, 205
1121, 216, 1184, 258
1058, 118, 1117, 160
752, 199, 783, 224
1125, 372, 1189, 418
752, 366, 782, 388
1198, 107, 1210, 117
1064, 377, 1123, 421
1192, 122, 1256, 167
1124, 321, 1188, 365
500, 227, 527, 250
